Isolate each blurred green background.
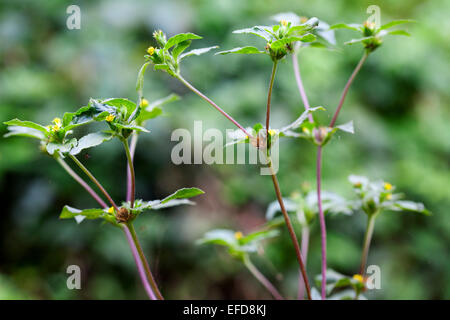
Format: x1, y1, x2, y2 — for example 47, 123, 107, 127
0, 0, 449, 299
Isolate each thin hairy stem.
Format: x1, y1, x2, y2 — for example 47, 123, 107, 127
122, 224, 157, 300
297, 225, 310, 300
126, 133, 139, 202
69, 154, 119, 212
243, 255, 284, 300
265, 61, 278, 138
56, 157, 108, 209
292, 53, 314, 123
329, 52, 368, 127
359, 214, 377, 276
127, 222, 164, 300
316, 146, 327, 300
176, 74, 252, 138
268, 162, 311, 300
123, 138, 136, 208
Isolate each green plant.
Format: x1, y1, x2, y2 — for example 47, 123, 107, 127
4, 79, 204, 301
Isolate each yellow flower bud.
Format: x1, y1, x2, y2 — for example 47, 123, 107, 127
52, 118, 62, 126
384, 182, 392, 191
234, 231, 243, 240
363, 21, 376, 30
140, 98, 149, 108
106, 114, 115, 122
281, 20, 288, 27
268, 129, 277, 136
386, 193, 392, 200
107, 207, 115, 214
147, 46, 155, 55
353, 274, 364, 283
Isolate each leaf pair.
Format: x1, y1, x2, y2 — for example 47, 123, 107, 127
60, 187, 204, 225
331, 19, 414, 52
197, 228, 279, 261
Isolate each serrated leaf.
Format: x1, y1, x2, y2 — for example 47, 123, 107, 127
179, 46, 218, 60
151, 199, 195, 210
160, 187, 204, 204
379, 20, 415, 30
69, 132, 113, 155
216, 46, 265, 55
4, 126, 46, 140
165, 33, 202, 50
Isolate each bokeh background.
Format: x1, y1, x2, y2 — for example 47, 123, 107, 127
0, 0, 449, 299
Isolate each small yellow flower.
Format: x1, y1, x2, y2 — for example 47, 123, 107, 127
106, 114, 115, 122
140, 98, 149, 108
384, 182, 393, 191
268, 129, 277, 136
53, 118, 62, 126
354, 182, 362, 188
234, 231, 243, 240
147, 46, 155, 55
386, 193, 392, 200
281, 20, 288, 27
302, 127, 310, 134
107, 206, 115, 214
353, 274, 364, 283
363, 21, 376, 29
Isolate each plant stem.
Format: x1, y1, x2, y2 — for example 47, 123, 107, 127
56, 157, 108, 209
316, 146, 327, 300
175, 74, 252, 138
69, 154, 119, 212
265, 61, 278, 138
126, 133, 139, 202
122, 224, 157, 300
123, 138, 136, 208
359, 214, 377, 276
329, 52, 368, 128
243, 255, 284, 300
126, 222, 164, 300
268, 161, 312, 300
297, 225, 310, 300
292, 52, 313, 123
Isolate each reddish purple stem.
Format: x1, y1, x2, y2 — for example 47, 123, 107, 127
123, 224, 157, 300
316, 146, 327, 300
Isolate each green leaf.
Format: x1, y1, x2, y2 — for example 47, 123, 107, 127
240, 229, 280, 245
154, 64, 170, 71
161, 187, 205, 204
344, 36, 374, 45
102, 98, 137, 119
232, 26, 273, 41
137, 94, 180, 124
389, 200, 430, 215
179, 46, 218, 60
136, 62, 151, 95
113, 123, 149, 133
330, 23, 361, 32
172, 40, 192, 60
387, 30, 411, 37
151, 199, 195, 210
59, 205, 105, 224
216, 46, 265, 55
4, 126, 46, 140
270, 34, 316, 49
46, 138, 77, 155
4, 119, 48, 134
69, 132, 113, 155
379, 20, 415, 30
196, 229, 238, 248
165, 33, 202, 50
280, 106, 324, 133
